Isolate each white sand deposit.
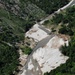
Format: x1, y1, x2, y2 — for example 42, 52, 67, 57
32, 35, 69, 73
25, 24, 49, 42
28, 59, 34, 70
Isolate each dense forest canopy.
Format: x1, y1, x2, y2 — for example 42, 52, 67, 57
51, 5, 75, 36
44, 35, 75, 75
0, 42, 19, 75
29, 0, 69, 14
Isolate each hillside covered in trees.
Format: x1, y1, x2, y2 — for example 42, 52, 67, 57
29, 0, 69, 14
0, 0, 70, 75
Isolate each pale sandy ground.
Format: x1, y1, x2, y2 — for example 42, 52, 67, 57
21, 35, 69, 75
18, 24, 49, 74
18, 49, 28, 70
20, 24, 69, 75
32, 35, 69, 74
25, 24, 49, 42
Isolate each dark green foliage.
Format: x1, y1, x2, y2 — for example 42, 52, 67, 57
0, 3, 34, 75
44, 20, 50, 24
0, 42, 19, 75
24, 17, 35, 31
2, 0, 46, 21
43, 20, 50, 25
0, 1, 46, 74
58, 26, 74, 36
51, 5, 75, 35
51, 13, 63, 24
29, 0, 69, 14
0, 0, 71, 75
21, 46, 32, 55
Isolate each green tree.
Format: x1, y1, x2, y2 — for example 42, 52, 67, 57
0, 42, 19, 75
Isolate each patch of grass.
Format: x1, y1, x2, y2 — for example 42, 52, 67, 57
21, 46, 32, 55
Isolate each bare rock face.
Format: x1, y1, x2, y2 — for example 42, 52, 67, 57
19, 23, 69, 75
20, 35, 69, 75
25, 24, 50, 49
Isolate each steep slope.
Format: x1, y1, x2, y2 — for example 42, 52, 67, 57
0, 0, 70, 75
0, 0, 46, 75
